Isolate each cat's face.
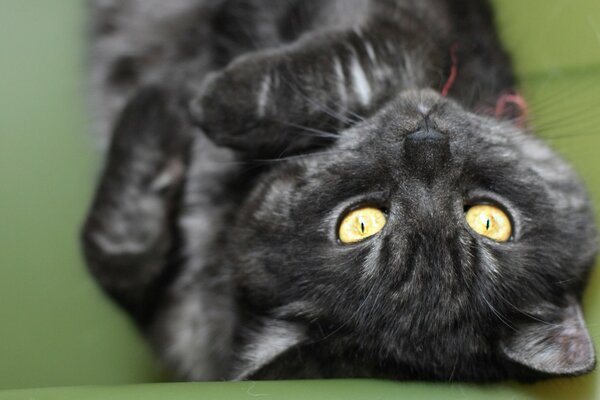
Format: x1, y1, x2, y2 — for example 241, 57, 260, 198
229, 89, 597, 380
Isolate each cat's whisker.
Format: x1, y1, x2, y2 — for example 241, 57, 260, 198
489, 287, 561, 328
272, 130, 340, 159
276, 71, 363, 127
340, 106, 367, 124
266, 119, 341, 140
482, 297, 517, 331
521, 72, 600, 108
490, 108, 600, 139
494, 97, 599, 129
524, 85, 592, 113
544, 130, 600, 141
529, 108, 600, 127
254, 148, 346, 164
475, 285, 517, 332
536, 121, 600, 139
537, 124, 600, 139
320, 74, 369, 123
192, 147, 346, 173
276, 110, 350, 134
554, 277, 579, 284
533, 106, 600, 126
530, 101, 600, 126
533, 119, 600, 135
275, 134, 304, 160
317, 275, 380, 342
537, 127, 600, 140
528, 91, 597, 114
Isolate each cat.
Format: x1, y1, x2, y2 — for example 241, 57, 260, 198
83, 0, 598, 381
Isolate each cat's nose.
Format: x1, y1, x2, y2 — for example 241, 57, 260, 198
405, 118, 447, 143
403, 119, 450, 180
405, 128, 445, 142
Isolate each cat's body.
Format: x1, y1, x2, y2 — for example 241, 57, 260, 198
83, 0, 597, 381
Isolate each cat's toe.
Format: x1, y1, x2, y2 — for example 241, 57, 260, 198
188, 56, 276, 148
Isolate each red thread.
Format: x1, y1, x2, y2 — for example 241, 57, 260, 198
495, 93, 529, 127
441, 44, 459, 97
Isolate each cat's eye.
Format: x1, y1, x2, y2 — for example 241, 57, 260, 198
465, 204, 512, 242
338, 207, 387, 244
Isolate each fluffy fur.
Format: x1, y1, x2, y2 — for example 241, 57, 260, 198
83, 0, 597, 381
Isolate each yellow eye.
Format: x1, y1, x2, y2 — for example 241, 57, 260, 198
465, 204, 512, 242
339, 207, 386, 244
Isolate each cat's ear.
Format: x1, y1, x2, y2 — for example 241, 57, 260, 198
500, 299, 595, 376
233, 319, 308, 380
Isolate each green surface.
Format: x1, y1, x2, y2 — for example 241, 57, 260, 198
497, 0, 600, 75
0, 380, 596, 400
0, 0, 164, 389
0, 0, 599, 398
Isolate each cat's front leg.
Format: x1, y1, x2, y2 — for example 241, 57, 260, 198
190, 25, 446, 158
82, 86, 191, 323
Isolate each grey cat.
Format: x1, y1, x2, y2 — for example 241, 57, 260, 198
83, 0, 598, 381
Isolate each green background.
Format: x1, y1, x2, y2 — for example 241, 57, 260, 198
1, 0, 599, 398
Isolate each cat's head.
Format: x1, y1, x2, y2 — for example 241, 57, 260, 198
223, 89, 597, 380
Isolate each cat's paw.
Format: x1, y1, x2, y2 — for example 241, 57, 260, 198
108, 86, 192, 193
113, 86, 192, 157
189, 50, 334, 158
189, 52, 282, 152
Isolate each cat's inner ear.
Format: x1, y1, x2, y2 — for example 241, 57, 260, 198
233, 319, 307, 380
500, 299, 595, 376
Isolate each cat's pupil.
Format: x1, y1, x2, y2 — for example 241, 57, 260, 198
360, 221, 365, 233
486, 219, 491, 230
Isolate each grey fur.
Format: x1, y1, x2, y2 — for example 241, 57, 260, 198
83, 0, 597, 382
